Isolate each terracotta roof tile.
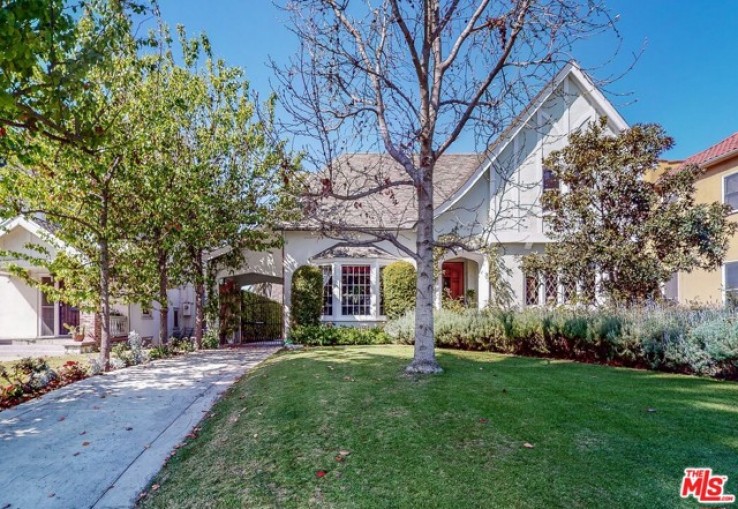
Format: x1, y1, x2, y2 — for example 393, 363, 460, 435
683, 132, 738, 168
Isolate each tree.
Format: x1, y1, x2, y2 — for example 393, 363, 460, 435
163, 29, 293, 348
523, 120, 737, 303
276, 0, 617, 373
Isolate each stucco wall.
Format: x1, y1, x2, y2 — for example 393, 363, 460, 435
0, 275, 39, 339
677, 156, 738, 304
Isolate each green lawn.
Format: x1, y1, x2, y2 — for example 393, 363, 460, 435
140, 346, 738, 509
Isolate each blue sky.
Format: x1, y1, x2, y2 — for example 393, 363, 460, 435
157, 1, 738, 160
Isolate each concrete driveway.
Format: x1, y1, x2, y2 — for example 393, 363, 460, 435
0, 347, 278, 509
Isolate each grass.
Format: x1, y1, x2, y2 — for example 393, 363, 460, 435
0, 352, 95, 372
140, 346, 738, 509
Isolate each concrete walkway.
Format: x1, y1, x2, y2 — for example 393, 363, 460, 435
0, 347, 278, 509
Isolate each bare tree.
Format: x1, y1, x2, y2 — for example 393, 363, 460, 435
275, 0, 616, 374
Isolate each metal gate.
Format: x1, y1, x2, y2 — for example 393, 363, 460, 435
240, 291, 283, 343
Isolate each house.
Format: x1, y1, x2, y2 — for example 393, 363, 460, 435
0, 216, 195, 344
212, 61, 629, 337
657, 133, 738, 305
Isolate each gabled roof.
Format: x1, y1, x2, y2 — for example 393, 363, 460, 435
311, 244, 397, 261
0, 215, 73, 255
682, 132, 738, 168
434, 61, 629, 217
297, 61, 627, 230
299, 153, 484, 229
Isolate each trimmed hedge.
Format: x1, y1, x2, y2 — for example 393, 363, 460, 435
289, 324, 391, 346
382, 261, 416, 318
291, 265, 323, 327
383, 307, 738, 380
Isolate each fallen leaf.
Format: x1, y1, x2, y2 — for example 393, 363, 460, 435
646, 408, 657, 413
338, 449, 351, 457
125, 427, 133, 431
58, 416, 65, 421
79, 431, 86, 435
82, 441, 90, 447
151, 484, 160, 491
315, 470, 326, 478
522, 442, 535, 449
335, 455, 344, 462
48, 493, 55, 498
73, 452, 80, 457
479, 418, 489, 424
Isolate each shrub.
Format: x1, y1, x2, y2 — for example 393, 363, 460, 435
202, 329, 219, 350
383, 305, 738, 380
382, 261, 416, 319
289, 324, 390, 346
291, 265, 323, 327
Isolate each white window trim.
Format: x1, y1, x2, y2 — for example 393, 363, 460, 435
722, 171, 738, 214
723, 260, 738, 306
37, 275, 60, 337
313, 258, 394, 322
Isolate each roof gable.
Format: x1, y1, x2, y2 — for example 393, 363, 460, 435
433, 61, 629, 217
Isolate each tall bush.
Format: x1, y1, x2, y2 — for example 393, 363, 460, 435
291, 265, 323, 326
383, 261, 416, 318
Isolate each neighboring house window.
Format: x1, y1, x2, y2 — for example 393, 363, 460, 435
40, 276, 55, 336
173, 307, 180, 330
379, 266, 386, 316
725, 261, 738, 307
141, 304, 152, 319
341, 265, 371, 316
321, 265, 333, 316
725, 173, 738, 211
542, 167, 560, 212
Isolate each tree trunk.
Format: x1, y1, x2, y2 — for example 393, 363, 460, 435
193, 249, 205, 349
406, 166, 442, 374
157, 247, 169, 344
99, 239, 112, 370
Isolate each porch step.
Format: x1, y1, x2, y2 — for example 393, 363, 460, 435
10, 336, 76, 346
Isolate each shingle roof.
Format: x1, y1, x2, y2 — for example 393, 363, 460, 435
298, 153, 484, 229
683, 132, 738, 168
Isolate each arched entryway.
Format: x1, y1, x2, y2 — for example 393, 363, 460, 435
219, 273, 283, 345
437, 253, 488, 308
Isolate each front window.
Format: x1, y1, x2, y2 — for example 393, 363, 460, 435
321, 265, 333, 316
341, 265, 371, 316
725, 174, 738, 211
525, 272, 540, 306
379, 266, 386, 316
725, 261, 738, 307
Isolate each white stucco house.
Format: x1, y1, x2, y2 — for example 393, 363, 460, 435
213, 61, 628, 336
0, 216, 195, 343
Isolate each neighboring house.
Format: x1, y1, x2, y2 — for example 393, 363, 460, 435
213, 61, 629, 334
658, 133, 738, 305
0, 216, 195, 343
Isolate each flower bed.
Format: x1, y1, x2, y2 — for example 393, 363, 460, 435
0, 332, 200, 410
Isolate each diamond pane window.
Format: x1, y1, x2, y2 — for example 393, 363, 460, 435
525, 273, 540, 306
341, 265, 371, 316
544, 272, 558, 304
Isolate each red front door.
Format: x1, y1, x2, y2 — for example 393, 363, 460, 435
442, 262, 464, 300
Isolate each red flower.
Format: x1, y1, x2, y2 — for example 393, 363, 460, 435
315, 470, 326, 478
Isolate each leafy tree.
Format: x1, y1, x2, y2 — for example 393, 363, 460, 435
0, 2, 156, 368
162, 29, 294, 348
523, 120, 737, 303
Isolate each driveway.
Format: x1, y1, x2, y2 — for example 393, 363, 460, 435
0, 347, 278, 509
